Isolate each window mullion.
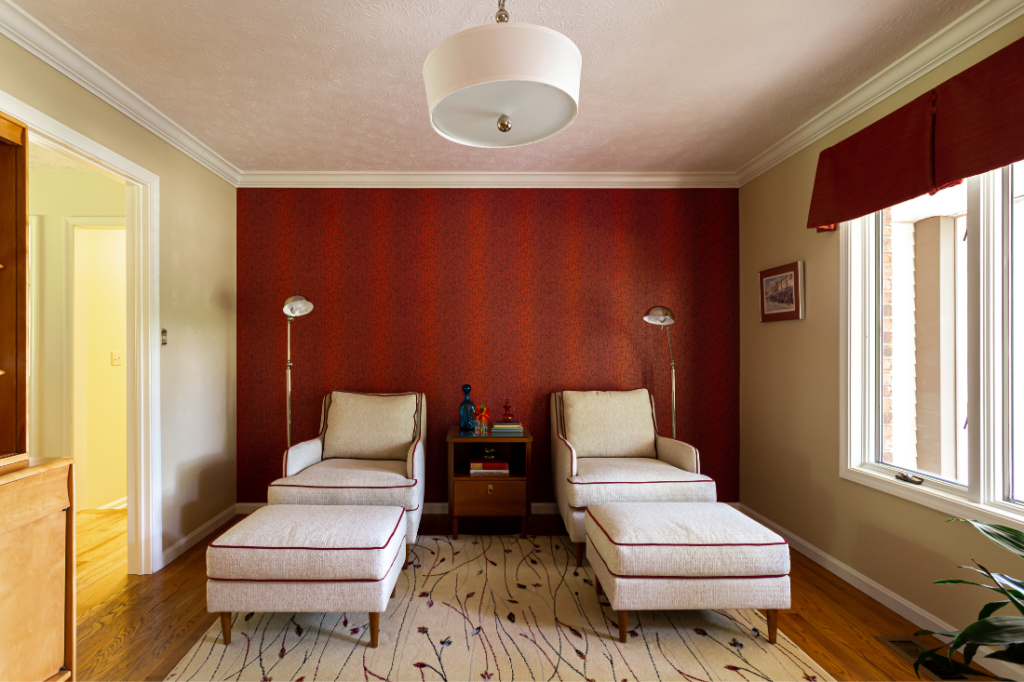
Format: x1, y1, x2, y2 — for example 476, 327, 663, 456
970, 171, 1006, 506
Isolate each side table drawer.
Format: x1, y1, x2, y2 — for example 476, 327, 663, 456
454, 480, 526, 517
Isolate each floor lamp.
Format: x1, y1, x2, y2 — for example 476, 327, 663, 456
643, 306, 677, 439
283, 295, 314, 448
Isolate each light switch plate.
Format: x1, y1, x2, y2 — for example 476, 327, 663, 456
111, 351, 123, 366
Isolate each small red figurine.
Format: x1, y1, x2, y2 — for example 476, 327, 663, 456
501, 399, 516, 422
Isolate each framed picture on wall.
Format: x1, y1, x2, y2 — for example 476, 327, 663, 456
759, 261, 804, 322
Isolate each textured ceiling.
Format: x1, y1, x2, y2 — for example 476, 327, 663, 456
14, 0, 984, 173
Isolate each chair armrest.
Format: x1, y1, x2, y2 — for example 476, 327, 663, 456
554, 432, 578, 478
407, 437, 424, 484
655, 435, 700, 474
283, 438, 323, 477
407, 395, 426, 482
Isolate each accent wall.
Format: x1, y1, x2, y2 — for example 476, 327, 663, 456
237, 188, 738, 505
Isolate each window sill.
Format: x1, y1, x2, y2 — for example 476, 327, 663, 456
841, 464, 1024, 531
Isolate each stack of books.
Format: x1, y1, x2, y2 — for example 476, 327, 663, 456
491, 421, 524, 437
469, 460, 509, 476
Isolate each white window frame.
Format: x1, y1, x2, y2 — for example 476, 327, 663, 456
840, 168, 1023, 528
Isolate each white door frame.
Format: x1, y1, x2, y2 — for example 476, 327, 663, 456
1, 88, 162, 575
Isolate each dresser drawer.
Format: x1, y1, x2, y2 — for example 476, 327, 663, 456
453, 480, 526, 517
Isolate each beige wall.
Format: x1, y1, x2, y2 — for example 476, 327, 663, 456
0, 35, 237, 555
739, 17, 1024, 629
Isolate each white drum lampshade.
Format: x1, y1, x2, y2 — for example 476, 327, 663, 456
423, 18, 582, 148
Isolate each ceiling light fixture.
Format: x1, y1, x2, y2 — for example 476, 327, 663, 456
422, 0, 582, 148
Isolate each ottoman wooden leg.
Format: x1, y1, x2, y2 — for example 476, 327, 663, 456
617, 610, 628, 643
595, 577, 602, 596
391, 584, 397, 598
220, 612, 232, 645
369, 612, 379, 648
405, 545, 410, 568
767, 609, 778, 644
576, 542, 584, 568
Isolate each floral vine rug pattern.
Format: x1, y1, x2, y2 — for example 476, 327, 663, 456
168, 535, 832, 681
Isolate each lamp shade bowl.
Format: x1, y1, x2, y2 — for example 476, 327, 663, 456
643, 306, 675, 326
283, 295, 314, 317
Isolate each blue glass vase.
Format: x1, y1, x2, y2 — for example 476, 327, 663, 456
459, 384, 475, 432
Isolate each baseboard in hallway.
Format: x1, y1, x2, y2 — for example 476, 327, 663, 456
97, 496, 127, 510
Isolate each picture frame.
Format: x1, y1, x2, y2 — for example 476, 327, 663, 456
759, 261, 804, 322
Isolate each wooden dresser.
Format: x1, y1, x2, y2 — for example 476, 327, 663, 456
0, 455, 75, 681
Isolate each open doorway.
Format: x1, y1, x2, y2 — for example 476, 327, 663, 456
28, 141, 129, 615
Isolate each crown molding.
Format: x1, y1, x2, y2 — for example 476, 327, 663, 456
236, 171, 740, 189
0, 0, 242, 185
734, 0, 1024, 186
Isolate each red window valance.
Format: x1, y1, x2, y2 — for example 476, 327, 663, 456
806, 34, 1024, 231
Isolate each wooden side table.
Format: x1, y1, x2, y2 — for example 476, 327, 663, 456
447, 425, 532, 539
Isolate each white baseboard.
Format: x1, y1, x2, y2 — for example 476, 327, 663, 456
159, 504, 238, 569
733, 503, 1023, 681
97, 496, 127, 510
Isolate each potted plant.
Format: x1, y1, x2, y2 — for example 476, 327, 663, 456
915, 519, 1024, 680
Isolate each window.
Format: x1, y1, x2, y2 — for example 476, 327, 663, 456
842, 162, 1024, 526
879, 186, 968, 485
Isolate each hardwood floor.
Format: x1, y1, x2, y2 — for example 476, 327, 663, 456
77, 510, 129, 617
78, 514, 963, 681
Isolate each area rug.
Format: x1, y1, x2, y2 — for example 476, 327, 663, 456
168, 535, 833, 682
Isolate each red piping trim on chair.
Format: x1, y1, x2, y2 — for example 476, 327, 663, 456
270, 480, 418, 489
588, 538, 788, 580
210, 510, 405, 550
566, 476, 712, 486
208, 540, 404, 583
586, 509, 787, 547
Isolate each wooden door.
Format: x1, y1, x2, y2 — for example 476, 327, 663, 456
0, 113, 26, 457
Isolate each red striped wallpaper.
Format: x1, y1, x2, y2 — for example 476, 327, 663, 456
237, 188, 739, 504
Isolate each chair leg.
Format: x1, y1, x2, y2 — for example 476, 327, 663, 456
220, 612, 232, 646
369, 612, 379, 648
405, 544, 410, 569
576, 542, 584, 568
767, 609, 778, 644
595, 577, 602, 596
391, 584, 397, 598
617, 610, 628, 643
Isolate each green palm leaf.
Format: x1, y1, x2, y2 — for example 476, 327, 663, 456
951, 519, 1024, 560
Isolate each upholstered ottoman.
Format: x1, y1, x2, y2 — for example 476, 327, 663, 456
207, 504, 406, 648
586, 502, 790, 644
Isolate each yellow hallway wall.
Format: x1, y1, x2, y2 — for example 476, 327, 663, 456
81, 229, 128, 510
739, 16, 1024, 631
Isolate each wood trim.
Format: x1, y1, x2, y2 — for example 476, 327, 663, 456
0, 115, 25, 146
0, 451, 27, 474
0, 112, 26, 455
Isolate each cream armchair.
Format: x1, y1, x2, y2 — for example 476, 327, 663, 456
269, 391, 425, 546
551, 388, 716, 567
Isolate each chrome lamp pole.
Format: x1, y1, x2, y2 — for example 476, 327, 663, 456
643, 306, 677, 439
283, 295, 314, 448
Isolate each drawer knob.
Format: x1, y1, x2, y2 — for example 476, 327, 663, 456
487, 485, 493, 495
